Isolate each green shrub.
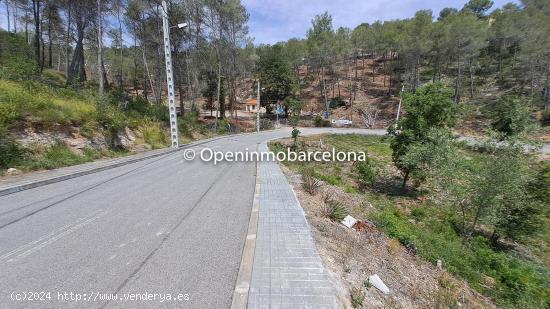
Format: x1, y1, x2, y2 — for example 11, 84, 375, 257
411, 206, 427, 220
28, 142, 92, 170
291, 128, 300, 145
313, 114, 331, 127
0, 136, 26, 169
142, 121, 168, 149
323, 200, 348, 222
288, 114, 300, 126
259, 118, 274, 130
313, 115, 323, 127
350, 288, 364, 308
329, 97, 346, 108
302, 172, 322, 195
371, 205, 550, 308
96, 99, 127, 132
0, 31, 39, 80
354, 160, 378, 187
214, 118, 232, 134
490, 95, 531, 138
372, 209, 417, 246
179, 109, 206, 137
0, 101, 18, 129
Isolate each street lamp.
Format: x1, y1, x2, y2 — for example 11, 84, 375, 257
256, 81, 260, 133
395, 85, 405, 122
161, 0, 187, 148
256, 82, 265, 133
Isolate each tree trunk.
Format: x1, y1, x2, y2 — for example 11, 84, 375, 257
57, 47, 61, 71
133, 32, 138, 96
41, 26, 45, 70
179, 82, 185, 116
65, 3, 71, 77
97, 0, 104, 96
47, 7, 52, 68
383, 51, 387, 88
354, 53, 358, 80
142, 79, 148, 101
454, 53, 461, 102
433, 53, 439, 83
544, 64, 550, 102
67, 14, 87, 85
216, 61, 222, 122
14, 6, 17, 34
322, 67, 328, 116
530, 61, 535, 97
117, 7, 124, 88
25, 11, 29, 44
402, 170, 410, 189
6, 2, 10, 33
32, 0, 41, 70
141, 47, 156, 100
388, 51, 394, 95
372, 51, 376, 82
469, 58, 474, 98
470, 205, 483, 238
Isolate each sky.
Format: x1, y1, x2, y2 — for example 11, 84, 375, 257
243, 0, 520, 44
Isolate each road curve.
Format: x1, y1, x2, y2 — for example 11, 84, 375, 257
0, 128, 382, 309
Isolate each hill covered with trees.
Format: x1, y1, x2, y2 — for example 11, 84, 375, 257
258, 0, 549, 135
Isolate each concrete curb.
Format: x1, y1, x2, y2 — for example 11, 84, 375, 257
0, 148, 178, 197
231, 143, 261, 309
0, 131, 269, 197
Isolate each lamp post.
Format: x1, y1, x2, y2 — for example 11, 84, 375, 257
396, 84, 405, 122
256, 80, 260, 133
161, 0, 187, 148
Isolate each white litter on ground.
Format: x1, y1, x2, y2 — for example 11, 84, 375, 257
369, 274, 390, 294
341, 215, 358, 228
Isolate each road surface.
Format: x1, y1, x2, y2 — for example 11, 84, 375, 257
0, 128, 384, 309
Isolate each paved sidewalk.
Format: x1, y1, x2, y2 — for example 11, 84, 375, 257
248, 143, 338, 309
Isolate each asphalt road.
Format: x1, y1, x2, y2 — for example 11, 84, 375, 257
0, 128, 384, 309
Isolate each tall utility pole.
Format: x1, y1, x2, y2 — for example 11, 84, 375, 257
6, 1, 10, 33
256, 80, 260, 133
161, 0, 179, 148
396, 85, 405, 122
215, 62, 221, 131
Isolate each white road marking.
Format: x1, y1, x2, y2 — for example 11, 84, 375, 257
0, 209, 104, 261
2, 209, 107, 263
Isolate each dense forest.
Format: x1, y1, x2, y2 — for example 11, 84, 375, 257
1, 0, 548, 118
255, 0, 550, 124
0, 0, 253, 110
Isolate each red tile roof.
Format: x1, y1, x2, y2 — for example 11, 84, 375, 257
245, 98, 257, 106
